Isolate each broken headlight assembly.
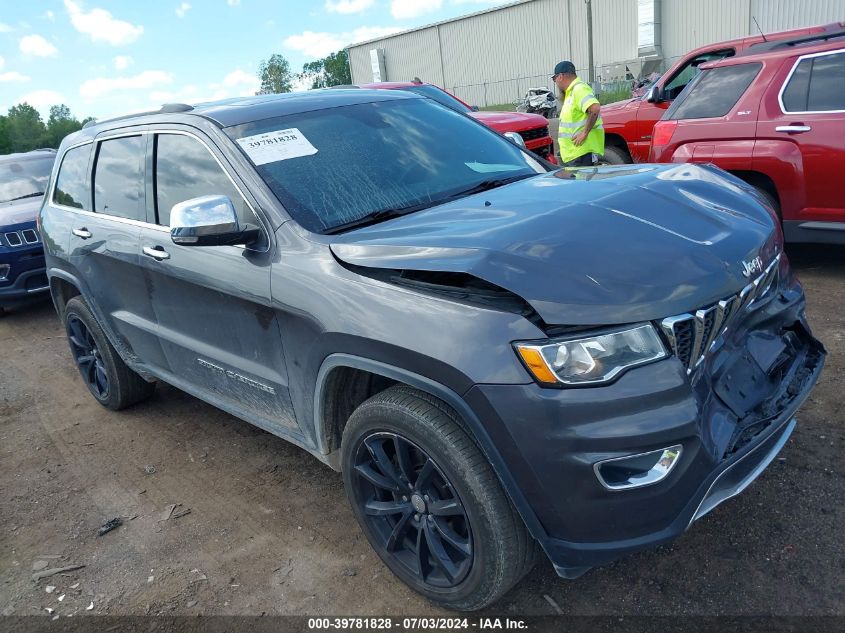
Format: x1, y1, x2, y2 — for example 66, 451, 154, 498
514, 323, 668, 386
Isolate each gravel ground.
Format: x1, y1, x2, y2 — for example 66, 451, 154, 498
0, 243, 842, 618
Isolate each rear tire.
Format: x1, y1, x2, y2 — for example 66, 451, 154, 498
63, 296, 155, 411
598, 145, 630, 165
341, 385, 537, 611
753, 185, 781, 219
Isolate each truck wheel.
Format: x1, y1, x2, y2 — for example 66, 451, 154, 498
63, 296, 155, 411
341, 385, 537, 611
598, 145, 630, 165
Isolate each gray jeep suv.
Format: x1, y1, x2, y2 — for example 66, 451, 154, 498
40, 90, 825, 610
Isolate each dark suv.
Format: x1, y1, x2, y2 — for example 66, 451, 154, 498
40, 90, 825, 610
0, 149, 55, 313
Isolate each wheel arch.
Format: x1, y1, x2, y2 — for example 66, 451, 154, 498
604, 132, 633, 159
48, 269, 83, 319
313, 353, 549, 546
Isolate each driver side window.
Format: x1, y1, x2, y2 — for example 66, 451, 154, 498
154, 133, 257, 227
663, 49, 736, 100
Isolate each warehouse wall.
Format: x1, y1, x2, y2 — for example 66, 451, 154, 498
348, 0, 845, 105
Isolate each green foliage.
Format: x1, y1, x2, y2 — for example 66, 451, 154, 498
0, 102, 92, 153
299, 49, 352, 89
598, 86, 633, 105
257, 53, 293, 94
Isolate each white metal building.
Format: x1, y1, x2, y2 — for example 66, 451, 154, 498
346, 0, 844, 107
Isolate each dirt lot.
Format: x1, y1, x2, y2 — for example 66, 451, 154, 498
0, 244, 842, 619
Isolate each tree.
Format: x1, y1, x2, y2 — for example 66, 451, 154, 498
300, 49, 352, 89
257, 54, 293, 94
45, 104, 83, 149
4, 104, 46, 152
0, 103, 92, 152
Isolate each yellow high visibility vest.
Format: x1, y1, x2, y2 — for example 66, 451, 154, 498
558, 77, 604, 163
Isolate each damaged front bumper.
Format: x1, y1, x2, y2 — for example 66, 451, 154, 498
465, 270, 826, 578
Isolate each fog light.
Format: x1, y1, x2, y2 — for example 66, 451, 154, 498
594, 445, 682, 491
0, 264, 9, 281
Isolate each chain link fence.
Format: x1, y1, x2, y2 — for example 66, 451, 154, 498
450, 56, 687, 109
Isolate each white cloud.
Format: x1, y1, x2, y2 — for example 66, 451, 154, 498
0, 71, 31, 83
14, 89, 65, 110
19, 34, 58, 57
227, 0, 241, 5
220, 69, 260, 91
284, 25, 403, 58
114, 55, 132, 70
390, 0, 442, 19
64, 0, 144, 46
326, 0, 375, 14
45, 10, 56, 21
0, 23, 12, 33
176, 2, 191, 18
80, 70, 173, 99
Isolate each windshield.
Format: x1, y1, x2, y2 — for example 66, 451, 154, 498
0, 156, 54, 204
225, 97, 544, 234
399, 85, 471, 113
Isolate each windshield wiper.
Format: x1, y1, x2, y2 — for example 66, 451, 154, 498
4, 192, 44, 202
441, 174, 534, 202
323, 201, 436, 235
323, 173, 535, 235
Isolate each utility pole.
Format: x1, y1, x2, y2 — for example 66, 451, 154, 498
585, 0, 594, 86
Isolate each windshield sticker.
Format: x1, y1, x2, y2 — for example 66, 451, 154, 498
236, 128, 318, 165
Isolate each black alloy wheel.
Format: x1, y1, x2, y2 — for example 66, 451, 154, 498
351, 432, 473, 588
67, 314, 110, 399
341, 386, 538, 610
62, 296, 155, 410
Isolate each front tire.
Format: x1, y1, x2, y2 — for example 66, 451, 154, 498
341, 386, 537, 611
63, 296, 155, 410
598, 145, 630, 165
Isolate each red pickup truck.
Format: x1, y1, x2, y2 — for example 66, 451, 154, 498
649, 30, 845, 244
360, 81, 557, 164
600, 23, 842, 164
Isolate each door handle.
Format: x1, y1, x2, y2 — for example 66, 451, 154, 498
72, 227, 92, 239
775, 125, 811, 134
143, 246, 170, 260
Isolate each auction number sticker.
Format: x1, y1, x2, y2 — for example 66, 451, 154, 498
236, 127, 318, 165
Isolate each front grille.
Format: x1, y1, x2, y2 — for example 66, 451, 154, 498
532, 143, 553, 160
3, 228, 40, 248
660, 254, 781, 371
518, 126, 549, 142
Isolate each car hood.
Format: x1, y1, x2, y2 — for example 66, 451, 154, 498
470, 110, 549, 133
0, 196, 42, 227
599, 97, 641, 122
330, 164, 781, 326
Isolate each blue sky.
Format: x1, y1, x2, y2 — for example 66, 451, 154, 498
0, 0, 509, 121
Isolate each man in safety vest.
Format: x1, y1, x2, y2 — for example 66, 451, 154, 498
552, 60, 604, 167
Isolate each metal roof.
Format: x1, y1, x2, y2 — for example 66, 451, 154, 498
344, 0, 536, 50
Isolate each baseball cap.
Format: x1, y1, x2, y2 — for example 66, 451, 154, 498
552, 61, 576, 77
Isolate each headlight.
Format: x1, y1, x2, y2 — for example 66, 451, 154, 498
514, 323, 667, 386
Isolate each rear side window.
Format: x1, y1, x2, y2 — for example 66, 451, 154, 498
667, 63, 762, 120
53, 145, 91, 210
154, 133, 255, 227
782, 51, 845, 112
93, 136, 145, 221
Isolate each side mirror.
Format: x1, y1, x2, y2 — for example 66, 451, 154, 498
470, 105, 480, 112
170, 195, 260, 247
646, 85, 663, 103
503, 131, 526, 149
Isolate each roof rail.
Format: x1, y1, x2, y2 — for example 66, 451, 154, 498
328, 84, 361, 89
159, 103, 194, 113
81, 103, 195, 130
745, 27, 845, 55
